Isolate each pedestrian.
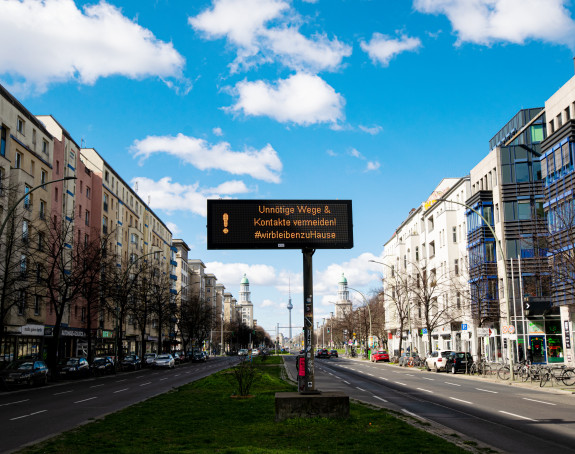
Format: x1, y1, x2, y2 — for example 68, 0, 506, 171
526, 345, 533, 364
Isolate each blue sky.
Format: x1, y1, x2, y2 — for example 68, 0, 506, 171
3, 0, 575, 336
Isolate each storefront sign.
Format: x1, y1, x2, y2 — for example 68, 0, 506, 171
565, 321, 572, 349
22, 324, 44, 336
102, 330, 114, 338
61, 328, 86, 337
477, 328, 489, 336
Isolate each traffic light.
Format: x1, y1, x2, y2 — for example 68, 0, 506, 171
327, 327, 330, 334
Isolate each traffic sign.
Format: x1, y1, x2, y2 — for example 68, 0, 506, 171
502, 325, 508, 334
462, 324, 467, 331
508, 325, 515, 334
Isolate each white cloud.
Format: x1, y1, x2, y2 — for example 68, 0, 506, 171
190, 0, 350, 73
261, 299, 276, 307
0, 0, 185, 94
165, 222, 181, 236
228, 72, 345, 125
212, 127, 224, 136
326, 149, 337, 157
204, 262, 279, 287
359, 125, 383, 135
414, 0, 575, 47
131, 134, 282, 183
360, 33, 422, 66
348, 148, 363, 159
366, 161, 381, 172
130, 176, 250, 217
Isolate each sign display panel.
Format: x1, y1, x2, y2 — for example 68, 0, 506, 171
207, 199, 353, 249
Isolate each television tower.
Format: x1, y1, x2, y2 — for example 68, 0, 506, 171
287, 278, 293, 339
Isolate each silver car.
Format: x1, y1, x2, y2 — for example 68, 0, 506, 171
153, 354, 175, 369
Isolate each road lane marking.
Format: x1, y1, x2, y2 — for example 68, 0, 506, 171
0, 399, 29, 406
395, 382, 407, 386
444, 382, 461, 386
114, 388, 129, 393
417, 388, 433, 393
422, 378, 434, 381
74, 397, 97, 404
139, 382, 152, 386
373, 396, 388, 402
367, 373, 374, 377
115, 379, 127, 383
160, 378, 169, 381
379, 377, 388, 380
343, 380, 350, 384
90, 384, 105, 388
356, 387, 366, 392
475, 388, 497, 393
523, 397, 556, 406
175, 374, 181, 377
499, 410, 537, 421
449, 397, 473, 404
10, 410, 47, 421
402, 409, 428, 422
405, 374, 415, 376
333, 375, 341, 379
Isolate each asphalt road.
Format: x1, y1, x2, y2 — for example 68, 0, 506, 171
293, 356, 575, 454
0, 357, 238, 454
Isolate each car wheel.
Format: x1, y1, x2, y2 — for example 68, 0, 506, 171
451, 365, 456, 374
426, 363, 431, 371
434, 364, 439, 373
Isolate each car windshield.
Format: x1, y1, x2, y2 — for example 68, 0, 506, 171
144, 354, 155, 358
454, 353, 466, 359
63, 358, 79, 365
94, 359, 106, 364
125, 355, 136, 361
8, 361, 33, 371
157, 355, 170, 360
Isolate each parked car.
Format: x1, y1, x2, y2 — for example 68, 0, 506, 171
0, 359, 49, 388
425, 350, 453, 372
238, 349, 248, 356
90, 357, 115, 376
201, 351, 209, 361
143, 353, 157, 367
329, 349, 338, 358
153, 354, 175, 369
316, 349, 330, 359
120, 355, 142, 371
446, 352, 473, 374
371, 350, 389, 362
57, 357, 90, 378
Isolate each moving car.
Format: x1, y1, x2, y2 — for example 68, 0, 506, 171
446, 352, 473, 374
57, 357, 90, 378
425, 350, 453, 372
371, 350, 389, 362
191, 351, 206, 362
0, 359, 49, 388
153, 354, 175, 369
316, 349, 330, 359
329, 349, 338, 358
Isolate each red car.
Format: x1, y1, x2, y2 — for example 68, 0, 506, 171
371, 350, 390, 362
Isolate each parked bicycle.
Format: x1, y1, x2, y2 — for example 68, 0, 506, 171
539, 365, 575, 387
469, 357, 492, 376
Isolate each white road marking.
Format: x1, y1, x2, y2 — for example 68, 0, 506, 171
449, 397, 473, 404
139, 382, 152, 386
445, 382, 461, 386
395, 382, 407, 386
402, 409, 428, 422
356, 387, 366, 392
343, 380, 350, 384
373, 396, 388, 403
0, 399, 29, 406
379, 377, 388, 380
115, 379, 127, 383
113, 388, 129, 393
523, 397, 556, 406
417, 388, 433, 393
10, 410, 47, 421
499, 410, 537, 421
422, 378, 434, 381
53, 390, 74, 395
367, 373, 374, 377
160, 378, 169, 381
74, 397, 97, 404
90, 384, 105, 388
475, 388, 498, 393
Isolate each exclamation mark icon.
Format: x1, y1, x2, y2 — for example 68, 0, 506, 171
223, 213, 229, 234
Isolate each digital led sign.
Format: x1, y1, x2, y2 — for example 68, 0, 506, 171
207, 200, 353, 250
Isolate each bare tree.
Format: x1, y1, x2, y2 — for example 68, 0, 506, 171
178, 292, 214, 352
381, 267, 411, 357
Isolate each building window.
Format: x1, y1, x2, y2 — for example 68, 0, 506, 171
429, 241, 435, 258
452, 226, 457, 243
0, 125, 6, 157
34, 296, 41, 316
20, 254, 27, 276
17, 117, 24, 134
40, 200, 46, 220
85, 209, 90, 226
103, 193, 108, 212
38, 232, 44, 251
454, 259, 459, 276
22, 220, 28, 242
81, 307, 86, 322
456, 292, 461, 310
24, 185, 31, 209
103, 216, 108, 234
42, 139, 48, 155
15, 152, 22, 169
86, 186, 91, 199
18, 291, 25, 315
415, 246, 419, 261
105, 170, 109, 182
41, 169, 47, 187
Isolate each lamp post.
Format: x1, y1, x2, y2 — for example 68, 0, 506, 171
348, 287, 372, 354
322, 318, 325, 348
330, 311, 334, 347
0, 176, 77, 244
435, 198, 514, 380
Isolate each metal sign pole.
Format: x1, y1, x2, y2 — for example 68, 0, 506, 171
300, 248, 318, 394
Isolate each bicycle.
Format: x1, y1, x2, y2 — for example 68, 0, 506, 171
469, 358, 492, 376
539, 365, 575, 387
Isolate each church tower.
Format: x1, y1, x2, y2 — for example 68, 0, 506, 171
334, 273, 352, 319
238, 274, 254, 328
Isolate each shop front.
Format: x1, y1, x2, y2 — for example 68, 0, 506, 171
1, 324, 45, 361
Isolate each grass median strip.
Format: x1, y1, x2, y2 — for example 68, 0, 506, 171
19, 357, 470, 454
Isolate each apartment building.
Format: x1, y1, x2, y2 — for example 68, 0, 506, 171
383, 178, 470, 356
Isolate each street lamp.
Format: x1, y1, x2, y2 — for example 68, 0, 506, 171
348, 287, 372, 352
0, 176, 77, 244
322, 317, 325, 348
